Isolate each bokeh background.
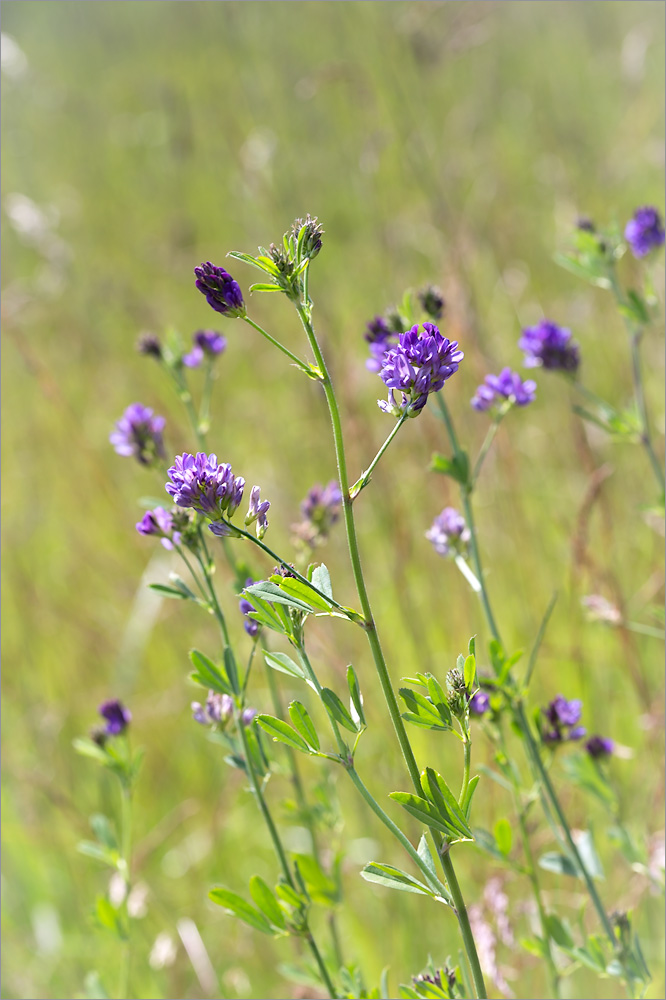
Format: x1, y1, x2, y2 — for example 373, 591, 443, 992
2, 3, 664, 999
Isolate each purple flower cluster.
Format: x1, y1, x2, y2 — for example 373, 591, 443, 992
194, 262, 245, 316
245, 486, 270, 539
519, 320, 580, 373
365, 316, 396, 373
378, 323, 464, 416
624, 207, 665, 258
166, 453, 245, 526
110, 403, 166, 466
585, 734, 614, 758
471, 368, 536, 412
136, 506, 184, 550
183, 329, 227, 369
542, 695, 586, 745
192, 691, 233, 726
99, 700, 131, 736
239, 578, 260, 637
292, 480, 342, 549
469, 690, 490, 716
425, 507, 470, 558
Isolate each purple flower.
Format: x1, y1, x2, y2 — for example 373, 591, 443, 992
110, 403, 166, 466
364, 316, 396, 373
293, 481, 342, 549
624, 207, 665, 258
426, 507, 470, 558
192, 692, 233, 726
194, 262, 245, 317
470, 690, 490, 715
183, 329, 227, 368
136, 333, 162, 358
585, 734, 615, 758
365, 315, 392, 344
519, 320, 580, 373
378, 323, 463, 416
471, 368, 537, 412
542, 695, 586, 744
245, 485, 270, 539
239, 578, 260, 637
136, 506, 184, 550
581, 594, 622, 625
165, 453, 245, 530
99, 700, 131, 736
241, 707, 258, 726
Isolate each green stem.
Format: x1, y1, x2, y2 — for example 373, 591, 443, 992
294, 295, 486, 998
607, 271, 664, 495
623, 621, 665, 641
306, 931, 338, 999
471, 414, 504, 487
198, 360, 215, 437
349, 412, 409, 498
439, 850, 488, 1000
118, 782, 133, 1000
195, 543, 230, 646
458, 740, 471, 808
513, 700, 616, 945
243, 315, 313, 373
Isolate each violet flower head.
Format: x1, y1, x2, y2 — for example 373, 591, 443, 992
469, 690, 491, 716
99, 700, 131, 736
365, 315, 392, 344
364, 316, 395, 374
519, 320, 580, 373
110, 403, 166, 466
426, 507, 470, 558
624, 207, 665, 258
192, 692, 233, 726
183, 329, 227, 369
136, 333, 162, 359
239, 578, 260, 637
542, 694, 586, 745
194, 262, 245, 317
241, 707, 258, 726
585, 734, 615, 759
378, 322, 463, 417
245, 485, 270, 539
165, 453, 245, 532
471, 367, 537, 412
293, 480, 342, 549
136, 506, 184, 550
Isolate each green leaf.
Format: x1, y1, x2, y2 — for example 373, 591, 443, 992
256, 715, 312, 754
273, 575, 334, 612
417, 834, 438, 881
208, 887, 274, 933
463, 654, 476, 691
224, 646, 240, 695
77, 841, 119, 867
248, 282, 281, 292
292, 853, 340, 906
544, 913, 575, 949
430, 451, 470, 486
538, 852, 579, 878
462, 774, 480, 820
93, 896, 124, 937
189, 648, 232, 695
148, 583, 193, 600
244, 594, 288, 635
360, 863, 435, 897
321, 688, 359, 733
90, 814, 117, 850
575, 829, 605, 880
73, 738, 112, 766
245, 580, 315, 612
473, 827, 512, 864
248, 876, 286, 929
425, 676, 453, 728
561, 752, 617, 810
346, 664, 366, 726
493, 817, 513, 856
422, 768, 474, 840
309, 563, 333, 599
468, 635, 476, 658
400, 687, 451, 731
288, 701, 320, 750
263, 650, 309, 683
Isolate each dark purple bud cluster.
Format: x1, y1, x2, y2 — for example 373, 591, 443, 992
194, 262, 245, 317
624, 206, 665, 258
98, 700, 131, 736
541, 695, 586, 745
136, 506, 189, 550
183, 329, 227, 369
519, 320, 580, 373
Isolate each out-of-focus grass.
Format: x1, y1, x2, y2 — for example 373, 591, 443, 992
1, 3, 664, 998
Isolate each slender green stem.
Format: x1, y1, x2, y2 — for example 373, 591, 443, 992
243, 315, 313, 373
607, 271, 664, 494
623, 621, 665, 640
118, 782, 133, 1000
458, 740, 471, 807
471, 414, 504, 487
305, 931, 337, 999
198, 360, 215, 437
229, 523, 353, 618
349, 412, 409, 498
294, 294, 486, 998
439, 850, 487, 1000
175, 544, 211, 604
514, 701, 616, 945
346, 766, 450, 901
195, 545, 230, 646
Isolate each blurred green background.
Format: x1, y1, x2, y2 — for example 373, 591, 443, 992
2, 2, 664, 998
